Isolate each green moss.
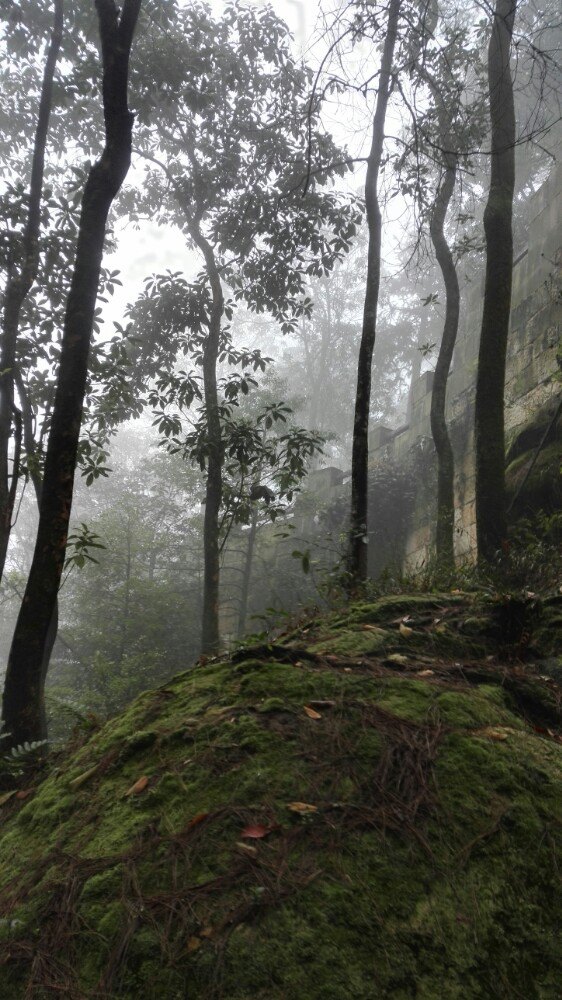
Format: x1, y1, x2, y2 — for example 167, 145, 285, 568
330, 593, 466, 628
256, 696, 290, 713
310, 627, 389, 656
376, 677, 435, 721
0, 592, 560, 998
435, 686, 512, 727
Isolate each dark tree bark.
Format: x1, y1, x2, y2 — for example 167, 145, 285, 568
348, 0, 400, 585
0, 0, 63, 583
174, 202, 224, 654
2, 0, 141, 746
429, 152, 460, 570
198, 248, 223, 655
117, 517, 133, 667
14, 370, 58, 737
237, 505, 258, 640
475, 0, 517, 564
144, 165, 224, 655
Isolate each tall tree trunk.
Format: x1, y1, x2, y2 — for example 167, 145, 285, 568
2, 0, 141, 747
236, 425, 267, 640
475, 0, 517, 564
0, 0, 63, 583
237, 506, 259, 639
429, 154, 459, 569
117, 518, 132, 667
170, 178, 224, 656
200, 275, 223, 654
179, 221, 224, 655
348, 0, 400, 585
15, 372, 59, 738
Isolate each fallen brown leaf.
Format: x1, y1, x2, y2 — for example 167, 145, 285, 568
476, 727, 509, 742
304, 705, 322, 720
124, 775, 149, 797
186, 811, 210, 830
241, 823, 275, 840
15, 789, 34, 800
287, 801, 318, 814
187, 937, 202, 953
0, 790, 17, 807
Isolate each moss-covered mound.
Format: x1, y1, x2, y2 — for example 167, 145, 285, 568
1, 593, 561, 999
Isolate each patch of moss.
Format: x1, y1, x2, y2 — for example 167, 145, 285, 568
332, 593, 466, 628
0, 592, 560, 998
309, 627, 389, 657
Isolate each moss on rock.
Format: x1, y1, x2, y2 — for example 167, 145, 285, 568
0, 592, 561, 998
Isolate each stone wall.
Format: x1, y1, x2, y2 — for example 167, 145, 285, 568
366, 162, 562, 570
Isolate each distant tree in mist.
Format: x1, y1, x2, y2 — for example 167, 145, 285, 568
318, 0, 558, 580
126, 1, 359, 652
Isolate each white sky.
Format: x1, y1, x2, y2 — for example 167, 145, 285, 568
104, 1, 326, 324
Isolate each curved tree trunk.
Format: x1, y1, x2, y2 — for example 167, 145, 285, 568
429, 155, 459, 569
348, 0, 401, 586
200, 277, 223, 655
185, 228, 224, 655
475, 0, 517, 564
0, 0, 63, 583
154, 174, 224, 655
237, 506, 258, 640
2, 0, 141, 747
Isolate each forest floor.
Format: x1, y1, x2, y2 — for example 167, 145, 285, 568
0, 590, 561, 999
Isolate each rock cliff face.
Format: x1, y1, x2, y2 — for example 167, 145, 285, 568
365, 163, 562, 572
299, 164, 561, 575
1, 592, 561, 999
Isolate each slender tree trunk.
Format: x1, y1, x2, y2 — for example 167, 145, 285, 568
200, 280, 223, 654
348, 0, 400, 585
2, 0, 141, 746
170, 178, 225, 655
475, 0, 517, 564
15, 372, 59, 737
236, 424, 267, 639
237, 507, 259, 639
0, 0, 63, 583
429, 154, 459, 569
407, 344, 422, 425
172, 202, 225, 654
117, 519, 132, 667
